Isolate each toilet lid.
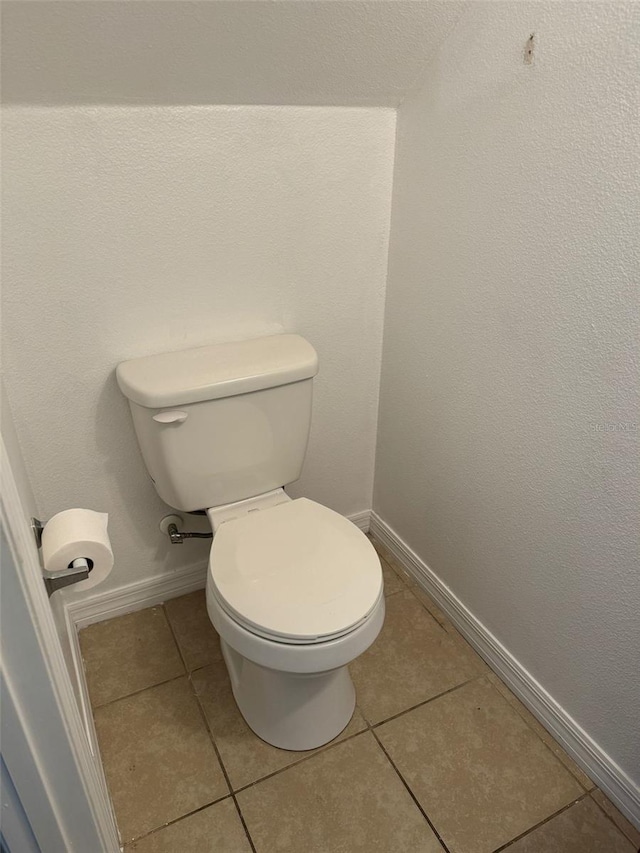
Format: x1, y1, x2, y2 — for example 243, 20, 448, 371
208, 498, 382, 644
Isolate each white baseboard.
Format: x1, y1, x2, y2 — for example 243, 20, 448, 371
62, 604, 102, 756
369, 511, 640, 830
66, 561, 209, 630
63, 593, 126, 849
347, 509, 371, 533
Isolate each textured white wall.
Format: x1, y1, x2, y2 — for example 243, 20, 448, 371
375, 2, 640, 785
3, 0, 638, 809
2, 105, 395, 593
1, 380, 38, 522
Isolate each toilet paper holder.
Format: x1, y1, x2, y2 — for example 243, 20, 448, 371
31, 516, 93, 597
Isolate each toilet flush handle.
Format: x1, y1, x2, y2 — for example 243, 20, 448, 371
153, 410, 188, 424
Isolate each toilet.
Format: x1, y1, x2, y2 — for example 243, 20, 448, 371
116, 334, 384, 750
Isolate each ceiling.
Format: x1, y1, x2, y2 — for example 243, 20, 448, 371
1, 1, 466, 107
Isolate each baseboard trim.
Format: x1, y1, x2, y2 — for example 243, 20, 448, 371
369, 511, 640, 829
66, 561, 209, 630
62, 604, 102, 758
347, 509, 371, 533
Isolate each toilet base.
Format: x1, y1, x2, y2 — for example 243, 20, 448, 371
221, 639, 356, 751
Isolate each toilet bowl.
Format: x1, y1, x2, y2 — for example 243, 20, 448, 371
205, 494, 384, 750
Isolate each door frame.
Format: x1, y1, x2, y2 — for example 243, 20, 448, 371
1, 436, 120, 852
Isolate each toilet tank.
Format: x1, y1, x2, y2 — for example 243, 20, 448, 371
116, 335, 318, 512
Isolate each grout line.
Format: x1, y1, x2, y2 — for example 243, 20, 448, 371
589, 792, 640, 848
231, 727, 370, 796
123, 793, 233, 848
91, 604, 188, 710
492, 791, 591, 852
221, 673, 482, 800
162, 604, 256, 851
188, 670, 236, 803
162, 605, 232, 793
370, 727, 452, 853
192, 692, 232, 792
232, 797, 258, 853
190, 691, 257, 853
162, 602, 191, 671
91, 671, 187, 711
369, 675, 483, 730
165, 607, 258, 853
384, 587, 406, 599
189, 661, 221, 677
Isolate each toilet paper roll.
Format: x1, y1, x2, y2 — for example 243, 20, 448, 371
41, 508, 113, 591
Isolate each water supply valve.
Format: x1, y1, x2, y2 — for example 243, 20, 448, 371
159, 514, 212, 545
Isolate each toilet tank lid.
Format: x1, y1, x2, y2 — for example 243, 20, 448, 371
116, 334, 318, 408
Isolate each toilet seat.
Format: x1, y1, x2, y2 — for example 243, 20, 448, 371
208, 498, 382, 645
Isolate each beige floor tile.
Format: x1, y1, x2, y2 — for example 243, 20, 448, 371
381, 557, 406, 596
95, 677, 228, 842
506, 796, 635, 853
164, 590, 222, 671
487, 674, 594, 790
369, 535, 452, 627
434, 618, 492, 675
125, 799, 252, 853
351, 589, 484, 723
409, 583, 452, 628
237, 732, 444, 852
376, 678, 583, 853
191, 659, 368, 790
79, 607, 184, 707
591, 790, 640, 847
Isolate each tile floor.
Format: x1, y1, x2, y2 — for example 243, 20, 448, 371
79, 538, 640, 852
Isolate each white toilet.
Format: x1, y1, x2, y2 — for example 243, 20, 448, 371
116, 334, 384, 750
